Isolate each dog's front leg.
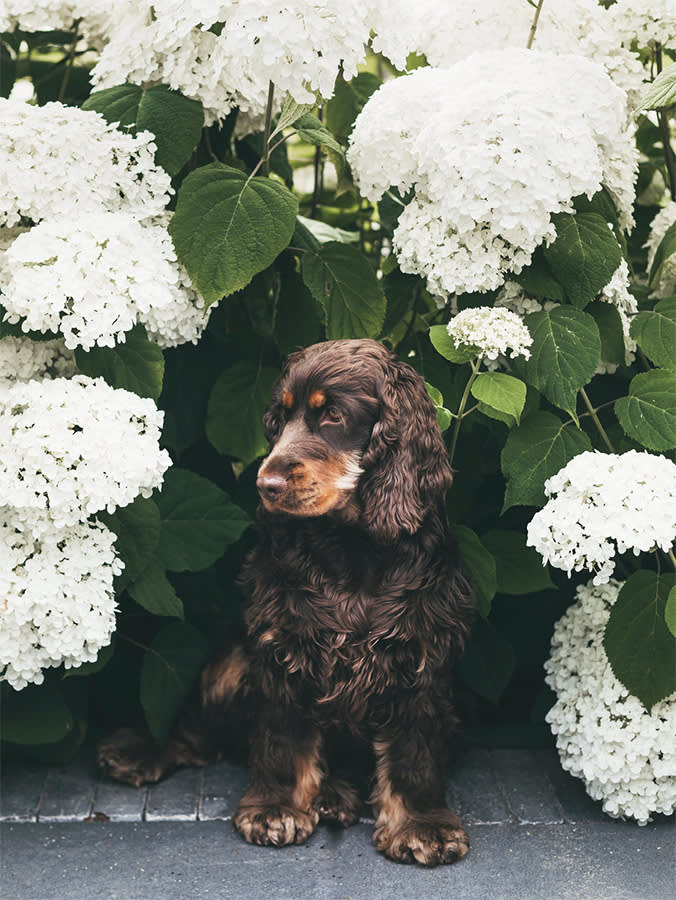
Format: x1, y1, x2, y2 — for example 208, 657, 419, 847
233, 706, 323, 847
371, 721, 469, 866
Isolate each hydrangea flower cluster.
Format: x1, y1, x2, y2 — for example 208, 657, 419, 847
610, 0, 676, 50
0, 212, 210, 350
645, 201, 676, 299
348, 49, 637, 296
527, 450, 676, 584
0, 516, 122, 690
0, 336, 76, 384
92, 0, 374, 125
0, 99, 213, 349
545, 578, 676, 825
446, 307, 533, 362
0, 375, 171, 531
0, 1, 115, 48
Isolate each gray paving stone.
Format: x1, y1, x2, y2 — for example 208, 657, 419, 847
2, 818, 674, 900
446, 747, 512, 825
199, 760, 250, 820
145, 767, 202, 821
493, 747, 565, 824
38, 753, 98, 823
91, 778, 148, 823
0, 764, 47, 822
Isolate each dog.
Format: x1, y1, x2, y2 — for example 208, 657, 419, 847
98, 338, 475, 866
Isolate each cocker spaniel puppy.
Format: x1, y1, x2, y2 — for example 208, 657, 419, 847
98, 338, 475, 866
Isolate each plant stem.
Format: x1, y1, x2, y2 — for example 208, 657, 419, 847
58, 18, 81, 102
526, 0, 545, 49
655, 44, 676, 201
262, 81, 275, 177
580, 387, 615, 452
668, 548, 676, 571
310, 106, 324, 219
448, 359, 481, 468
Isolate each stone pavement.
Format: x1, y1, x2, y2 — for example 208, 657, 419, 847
1, 747, 674, 900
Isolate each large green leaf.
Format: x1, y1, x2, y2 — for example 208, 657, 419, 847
324, 72, 381, 143
457, 618, 515, 704
451, 525, 497, 618
471, 372, 526, 427
428, 324, 477, 364
480, 529, 555, 595
603, 571, 676, 711
586, 301, 626, 368
83, 83, 204, 176
206, 362, 279, 465
155, 468, 251, 572
666, 586, 676, 638
170, 163, 299, 306
294, 114, 345, 157
301, 242, 386, 339
512, 246, 566, 302
99, 496, 161, 591
543, 212, 621, 308
1, 681, 73, 745
636, 64, 676, 112
648, 220, 676, 290
75, 325, 165, 400
501, 411, 593, 510
516, 306, 600, 417
140, 622, 209, 742
128, 559, 184, 619
630, 297, 676, 371
615, 369, 676, 450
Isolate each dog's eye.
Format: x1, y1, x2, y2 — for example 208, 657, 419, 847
320, 405, 342, 426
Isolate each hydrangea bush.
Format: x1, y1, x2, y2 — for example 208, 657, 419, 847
1, 2, 675, 823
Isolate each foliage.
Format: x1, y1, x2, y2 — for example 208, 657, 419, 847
0, 9, 674, 773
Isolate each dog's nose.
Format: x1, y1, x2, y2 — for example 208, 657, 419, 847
257, 473, 288, 502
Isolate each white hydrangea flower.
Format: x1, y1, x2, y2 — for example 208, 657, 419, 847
0, 98, 171, 227
368, 0, 645, 106
446, 306, 532, 362
0, 375, 171, 530
0, 211, 210, 350
645, 201, 676, 299
349, 49, 637, 296
545, 578, 676, 825
92, 0, 373, 125
610, 0, 676, 50
0, 1, 115, 47
596, 258, 638, 372
0, 513, 121, 690
527, 451, 676, 585
0, 336, 76, 384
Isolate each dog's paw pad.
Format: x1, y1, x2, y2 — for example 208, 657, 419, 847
234, 803, 319, 846
374, 819, 469, 867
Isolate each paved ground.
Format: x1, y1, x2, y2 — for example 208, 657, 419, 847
2, 748, 674, 900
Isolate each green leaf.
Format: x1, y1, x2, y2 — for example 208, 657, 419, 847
636, 64, 676, 112
1, 40, 16, 99
615, 369, 676, 450
428, 324, 477, 364
99, 496, 161, 592
457, 618, 515, 704
155, 468, 251, 572
573, 189, 622, 236
170, 163, 299, 306
296, 215, 358, 245
630, 296, 676, 371
543, 212, 622, 308
501, 411, 593, 511
324, 72, 381, 143
451, 525, 497, 618
603, 571, 676, 711
206, 362, 279, 466
648, 221, 676, 290
301, 242, 386, 339
294, 113, 345, 158
426, 383, 452, 433
471, 373, 526, 426
83, 83, 204, 176
587, 301, 626, 368
63, 640, 115, 679
75, 325, 165, 400
268, 95, 316, 142
512, 246, 565, 302
666, 586, 676, 638
140, 622, 209, 743
1, 681, 73, 745
480, 529, 555, 595
128, 558, 184, 618
516, 306, 600, 417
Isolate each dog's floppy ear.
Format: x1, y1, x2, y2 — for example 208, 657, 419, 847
359, 357, 453, 543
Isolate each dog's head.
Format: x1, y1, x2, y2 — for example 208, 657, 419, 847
258, 339, 453, 542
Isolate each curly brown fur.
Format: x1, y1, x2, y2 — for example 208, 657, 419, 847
98, 339, 474, 867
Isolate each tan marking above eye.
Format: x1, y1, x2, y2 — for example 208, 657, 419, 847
282, 390, 294, 409
308, 389, 326, 409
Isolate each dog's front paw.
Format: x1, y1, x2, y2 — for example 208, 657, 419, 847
374, 814, 469, 867
313, 777, 361, 827
97, 728, 165, 787
234, 801, 319, 846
